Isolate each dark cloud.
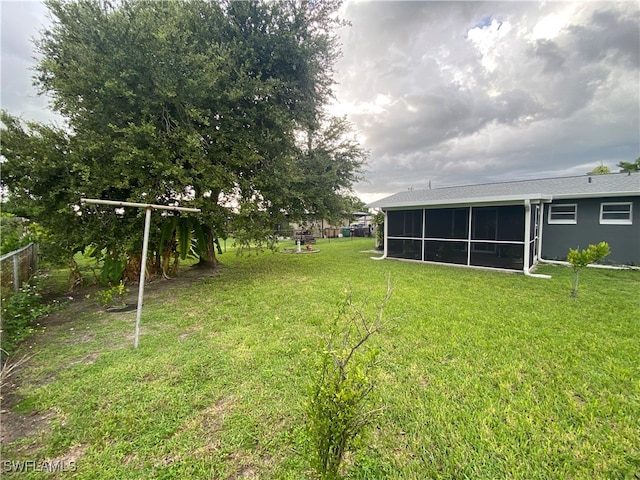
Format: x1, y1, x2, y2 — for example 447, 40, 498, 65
533, 39, 566, 73
330, 1, 640, 201
569, 8, 640, 69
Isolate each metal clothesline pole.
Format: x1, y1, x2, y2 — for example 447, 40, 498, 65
80, 198, 201, 349
135, 206, 153, 349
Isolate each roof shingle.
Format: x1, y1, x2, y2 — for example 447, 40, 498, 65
366, 172, 640, 209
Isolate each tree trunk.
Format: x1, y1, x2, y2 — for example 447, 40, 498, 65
197, 224, 218, 269
68, 257, 83, 292
571, 269, 579, 297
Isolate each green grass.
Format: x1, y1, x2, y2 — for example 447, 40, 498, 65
2, 238, 639, 478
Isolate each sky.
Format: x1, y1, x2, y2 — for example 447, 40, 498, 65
1, 1, 639, 205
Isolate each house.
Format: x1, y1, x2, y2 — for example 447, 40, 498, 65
366, 172, 640, 272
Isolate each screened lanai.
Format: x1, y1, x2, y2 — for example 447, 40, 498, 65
367, 173, 640, 271
382, 200, 544, 272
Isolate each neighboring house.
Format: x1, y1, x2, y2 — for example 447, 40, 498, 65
284, 212, 369, 238
366, 172, 640, 272
279, 217, 348, 238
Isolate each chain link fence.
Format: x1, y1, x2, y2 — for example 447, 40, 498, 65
0, 243, 38, 293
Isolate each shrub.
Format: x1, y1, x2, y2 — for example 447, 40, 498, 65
92, 281, 128, 308
0, 213, 42, 255
567, 241, 610, 297
1, 277, 52, 359
305, 281, 393, 479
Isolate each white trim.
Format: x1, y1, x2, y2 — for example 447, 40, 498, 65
524, 200, 531, 274
548, 203, 577, 224
539, 258, 640, 271
387, 236, 423, 241
599, 202, 633, 225
378, 194, 552, 210
537, 204, 544, 261
467, 206, 473, 266
389, 236, 525, 245
422, 209, 426, 262
552, 192, 639, 200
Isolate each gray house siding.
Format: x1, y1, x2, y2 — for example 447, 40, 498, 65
541, 196, 640, 265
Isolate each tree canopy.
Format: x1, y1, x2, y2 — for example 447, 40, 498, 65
1, 0, 367, 280
617, 157, 640, 173
587, 163, 611, 175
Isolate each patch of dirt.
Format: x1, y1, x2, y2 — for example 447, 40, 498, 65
226, 449, 276, 480
179, 395, 235, 434
178, 326, 204, 342
0, 408, 56, 446
48, 443, 87, 466
280, 248, 321, 254
42, 264, 221, 323
151, 396, 237, 468
68, 352, 100, 367
229, 463, 257, 479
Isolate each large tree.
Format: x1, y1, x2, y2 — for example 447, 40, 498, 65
1, 0, 366, 279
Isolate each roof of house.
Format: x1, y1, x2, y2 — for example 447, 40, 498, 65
366, 172, 640, 209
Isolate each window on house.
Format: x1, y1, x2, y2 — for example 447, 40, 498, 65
548, 204, 577, 224
600, 202, 632, 225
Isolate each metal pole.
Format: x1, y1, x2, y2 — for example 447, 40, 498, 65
134, 206, 153, 349
80, 198, 200, 349
13, 254, 19, 291
523, 200, 531, 275
80, 198, 200, 213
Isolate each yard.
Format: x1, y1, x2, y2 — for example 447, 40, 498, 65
2, 237, 639, 479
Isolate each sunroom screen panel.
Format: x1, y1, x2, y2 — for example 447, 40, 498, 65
424, 240, 468, 264
387, 210, 423, 237
496, 205, 525, 241
470, 243, 524, 270
387, 239, 422, 260
424, 207, 469, 239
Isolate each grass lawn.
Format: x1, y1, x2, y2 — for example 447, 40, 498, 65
2, 237, 639, 478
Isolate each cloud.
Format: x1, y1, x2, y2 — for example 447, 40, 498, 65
329, 1, 640, 200
0, 1, 63, 125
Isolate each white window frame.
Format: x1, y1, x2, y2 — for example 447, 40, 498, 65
600, 202, 633, 225
548, 204, 577, 225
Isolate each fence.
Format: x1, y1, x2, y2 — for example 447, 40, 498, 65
0, 243, 38, 293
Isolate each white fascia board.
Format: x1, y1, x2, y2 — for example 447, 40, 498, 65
551, 191, 640, 200
379, 194, 553, 210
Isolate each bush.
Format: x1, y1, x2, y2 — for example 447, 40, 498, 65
0, 213, 42, 255
1, 277, 52, 359
567, 242, 610, 297
305, 281, 393, 479
91, 281, 128, 308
